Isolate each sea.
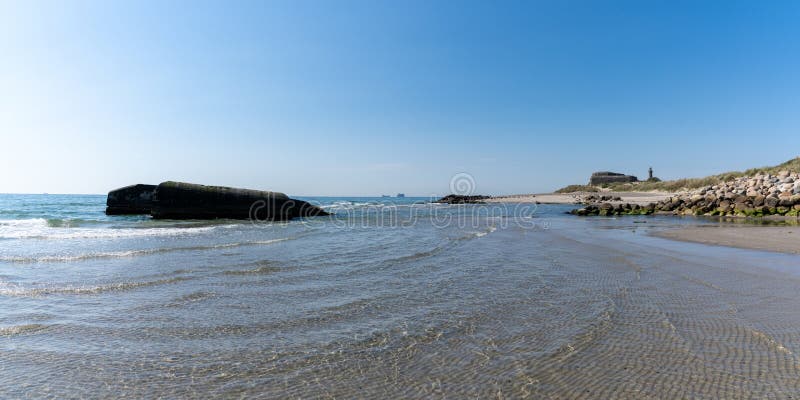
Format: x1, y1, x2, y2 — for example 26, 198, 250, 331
1, 194, 800, 398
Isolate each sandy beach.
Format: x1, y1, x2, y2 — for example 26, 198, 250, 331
488, 191, 675, 205
491, 192, 800, 254
657, 225, 800, 254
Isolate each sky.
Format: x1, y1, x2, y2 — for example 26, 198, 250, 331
1, 0, 799, 196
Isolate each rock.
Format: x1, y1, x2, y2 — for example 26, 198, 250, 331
570, 207, 588, 216
149, 181, 329, 220
765, 196, 780, 208
753, 195, 766, 207
106, 184, 157, 215
597, 203, 614, 216
434, 194, 491, 204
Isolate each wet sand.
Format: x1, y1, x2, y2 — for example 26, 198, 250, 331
488, 191, 674, 205
657, 225, 800, 254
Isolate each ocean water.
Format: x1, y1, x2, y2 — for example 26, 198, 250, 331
1, 194, 800, 398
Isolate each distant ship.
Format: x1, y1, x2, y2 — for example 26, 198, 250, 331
396, 193, 405, 198
381, 195, 391, 198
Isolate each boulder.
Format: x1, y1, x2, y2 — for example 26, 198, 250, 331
765, 196, 780, 208
106, 184, 157, 215
779, 193, 794, 207
149, 181, 329, 220
598, 203, 614, 216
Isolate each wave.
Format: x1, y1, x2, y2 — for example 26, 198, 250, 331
473, 226, 497, 238
44, 218, 103, 228
0, 237, 293, 263
0, 323, 49, 337
222, 260, 280, 275
0, 277, 189, 297
322, 201, 389, 210
168, 291, 217, 306
0, 218, 230, 240
381, 226, 497, 266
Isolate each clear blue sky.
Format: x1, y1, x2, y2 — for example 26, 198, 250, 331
1, 1, 798, 196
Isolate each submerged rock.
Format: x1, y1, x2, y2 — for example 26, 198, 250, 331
106, 184, 156, 215
433, 194, 491, 204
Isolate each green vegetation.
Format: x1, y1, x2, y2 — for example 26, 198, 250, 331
557, 157, 800, 193
554, 185, 599, 193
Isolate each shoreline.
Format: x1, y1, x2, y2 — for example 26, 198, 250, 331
655, 225, 800, 255
491, 192, 800, 254
487, 191, 675, 205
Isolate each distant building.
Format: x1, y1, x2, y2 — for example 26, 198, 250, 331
589, 171, 638, 185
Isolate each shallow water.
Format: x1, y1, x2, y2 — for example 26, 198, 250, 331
1, 195, 799, 398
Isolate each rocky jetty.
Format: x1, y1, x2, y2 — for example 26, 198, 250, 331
583, 194, 622, 202
571, 171, 800, 217
105, 181, 329, 220
106, 184, 157, 215
434, 194, 491, 204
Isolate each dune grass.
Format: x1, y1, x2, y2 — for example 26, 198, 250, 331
554, 185, 599, 194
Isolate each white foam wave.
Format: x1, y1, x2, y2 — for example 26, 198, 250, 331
322, 201, 390, 210
0, 218, 221, 240
474, 226, 498, 238
0, 277, 189, 297
0, 324, 49, 336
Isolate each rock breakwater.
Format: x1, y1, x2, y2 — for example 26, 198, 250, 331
571, 171, 800, 217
